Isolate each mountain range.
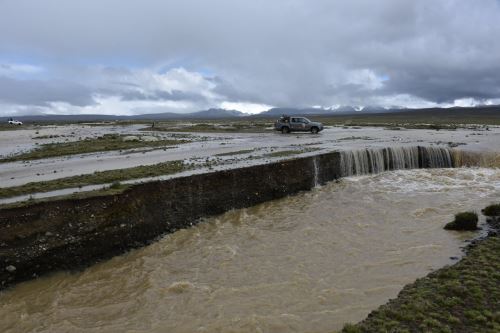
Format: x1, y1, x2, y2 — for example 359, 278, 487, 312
1, 105, 499, 123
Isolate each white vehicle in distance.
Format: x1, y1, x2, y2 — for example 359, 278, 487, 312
7, 118, 23, 125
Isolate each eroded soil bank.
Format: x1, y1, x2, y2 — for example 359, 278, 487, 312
0, 151, 341, 290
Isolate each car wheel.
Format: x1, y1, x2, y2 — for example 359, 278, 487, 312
311, 127, 319, 134
282, 127, 290, 134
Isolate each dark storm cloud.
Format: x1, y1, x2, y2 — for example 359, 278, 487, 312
0, 76, 95, 107
1, 0, 500, 113
383, 70, 500, 104
119, 89, 208, 102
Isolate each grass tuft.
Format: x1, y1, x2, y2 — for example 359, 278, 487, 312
0, 160, 186, 199
215, 149, 255, 157
444, 211, 479, 230
482, 203, 500, 217
0, 134, 185, 163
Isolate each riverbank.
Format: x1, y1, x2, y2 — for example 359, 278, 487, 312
341, 214, 500, 333
0, 151, 343, 290
1, 146, 459, 290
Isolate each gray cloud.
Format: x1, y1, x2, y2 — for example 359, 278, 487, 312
1, 0, 500, 114
118, 89, 209, 102
0, 76, 95, 107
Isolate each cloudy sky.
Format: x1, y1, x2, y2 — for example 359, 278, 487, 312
1, 0, 500, 116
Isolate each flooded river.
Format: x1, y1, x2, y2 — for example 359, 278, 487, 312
1, 168, 499, 333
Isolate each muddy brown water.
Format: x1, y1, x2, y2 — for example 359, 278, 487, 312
1, 168, 499, 333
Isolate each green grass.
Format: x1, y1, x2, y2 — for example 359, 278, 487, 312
444, 211, 479, 230
144, 120, 271, 133
337, 136, 375, 141
215, 149, 255, 157
0, 186, 132, 210
32, 134, 63, 139
0, 134, 185, 162
264, 150, 305, 158
340, 215, 500, 332
482, 203, 500, 217
313, 108, 500, 127
0, 160, 186, 199
0, 124, 35, 131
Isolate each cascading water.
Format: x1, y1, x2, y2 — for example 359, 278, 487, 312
425, 146, 453, 168
340, 146, 453, 177
312, 156, 319, 187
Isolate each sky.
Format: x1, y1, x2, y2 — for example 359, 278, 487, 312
1, 0, 500, 116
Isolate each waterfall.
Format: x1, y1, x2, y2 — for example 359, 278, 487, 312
312, 156, 320, 187
340, 146, 454, 177
426, 146, 453, 168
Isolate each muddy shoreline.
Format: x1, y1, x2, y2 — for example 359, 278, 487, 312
340, 215, 500, 333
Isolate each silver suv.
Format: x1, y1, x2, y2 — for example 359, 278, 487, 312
274, 115, 324, 134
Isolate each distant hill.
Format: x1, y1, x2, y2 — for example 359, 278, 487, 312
128, 108, 245, 120
258, 107, 336, 117
0, 108, 246, 123
0, 114, 124, 122
361, 105, 388, 113
1, 105, 499, 123
334, 106, 358, 113
308, 105, 500, 125
258, 105, 397, 116
187, 108, 245, 118
380, 105, 500, 119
